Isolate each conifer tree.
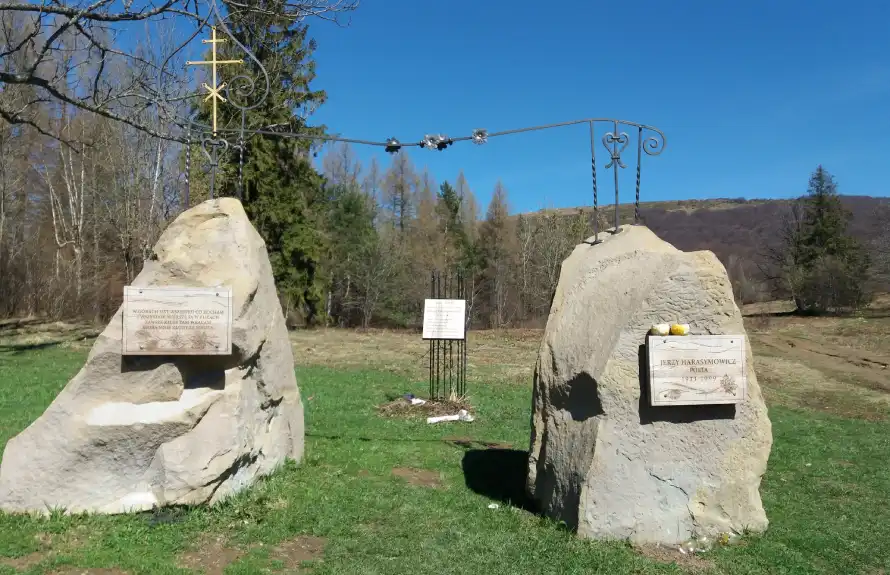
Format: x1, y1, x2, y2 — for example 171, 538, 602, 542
192, 8, 329, 324
785, 166, 870, 312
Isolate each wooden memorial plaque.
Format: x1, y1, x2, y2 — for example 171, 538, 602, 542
122, 286, 233, 355
648, 335, 747, 406
422, 298, 466, 340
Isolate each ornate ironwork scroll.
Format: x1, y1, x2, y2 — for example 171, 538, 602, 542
181, 0, 271, 202
176, 1, 666, 230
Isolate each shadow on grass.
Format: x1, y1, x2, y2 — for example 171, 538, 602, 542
306, 433, 455, 444
461, 448, 538, 513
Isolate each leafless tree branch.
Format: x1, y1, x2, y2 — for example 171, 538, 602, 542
0, 0, 359, 142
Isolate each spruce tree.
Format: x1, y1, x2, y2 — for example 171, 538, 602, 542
192, 8, 330, 324
790, 166, 870, 312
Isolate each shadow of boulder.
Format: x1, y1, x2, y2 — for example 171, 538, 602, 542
461, 448, 538, 513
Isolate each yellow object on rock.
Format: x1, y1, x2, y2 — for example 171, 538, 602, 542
649, 323, 670, 336
670, 323, 690, 335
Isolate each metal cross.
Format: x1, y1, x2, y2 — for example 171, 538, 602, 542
186, 26, 243, 135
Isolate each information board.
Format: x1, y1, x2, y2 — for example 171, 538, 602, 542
122, 286, 233, 355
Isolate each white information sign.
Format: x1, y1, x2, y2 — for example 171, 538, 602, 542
422, 298, 466, 340
122, 286, 233, 355
648, 335, 747, 406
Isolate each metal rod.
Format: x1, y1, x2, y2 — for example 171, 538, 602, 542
180, 116, 666, 151
589, 121, 598, 243
635, 126, 642, 224
238, 110, 246, 201
459, 269, 462, 397
613, 120, 620, 233
448, 272, 454, 398
436, 271, 441, 400
209, 144, 218, 200
185, 122, 192, 209
429, 271, 434, 399
464, 276, 468, 397
442, 271, 451, 398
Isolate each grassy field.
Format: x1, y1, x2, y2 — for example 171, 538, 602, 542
0, 303, 888, 574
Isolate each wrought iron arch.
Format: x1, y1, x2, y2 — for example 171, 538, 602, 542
175, 0, 667, 243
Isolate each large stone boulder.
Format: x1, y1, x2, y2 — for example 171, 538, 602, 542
0, 198, 304, 514
526, 225, 771, 545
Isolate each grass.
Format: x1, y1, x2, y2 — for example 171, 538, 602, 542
0, 308, 889, 574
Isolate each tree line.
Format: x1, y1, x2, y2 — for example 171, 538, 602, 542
1, 3, 885, 328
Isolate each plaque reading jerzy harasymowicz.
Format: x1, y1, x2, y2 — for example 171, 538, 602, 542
648, 335, 747, 406
122, 286, 233, 355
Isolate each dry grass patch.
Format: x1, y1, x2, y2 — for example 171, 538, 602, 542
376, 396, 473, 419
753, 353, 890, 420
290, 328, 540, 384
0, 318, 100, 351
632, 543, 716, 574
49, 569, 129, 575
391, 467, 443, 488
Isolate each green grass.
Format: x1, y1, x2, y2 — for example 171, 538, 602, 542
0, 347, 889, 574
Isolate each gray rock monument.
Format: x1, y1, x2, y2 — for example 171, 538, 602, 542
527, 225, 772, 545
0, 198, 304, 514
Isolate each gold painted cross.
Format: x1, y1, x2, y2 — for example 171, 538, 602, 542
186, 26, 243, 135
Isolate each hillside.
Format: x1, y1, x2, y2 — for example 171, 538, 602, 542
525, 195, 889, 298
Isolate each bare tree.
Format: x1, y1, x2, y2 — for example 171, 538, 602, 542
322, 142, 362, 189
515, 213, 535, 323
870, 200, 890, 287
759, 200, 805, 303
0, 0, 358, 141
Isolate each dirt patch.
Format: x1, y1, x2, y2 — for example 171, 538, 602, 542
443, 436, 513, 450
754, 354, 890, 420
49, 569, 129, 575
1, 551, 49, 571
391, 467, 443, 488
754, 333, 889, 391
741, 300, 797, 316
0, 318, 101, 351
268, 535, 326, 571
376, 397, 472, 419
178, 536, 245, 575
1, 529, 91, 572
633, 543, 716, 574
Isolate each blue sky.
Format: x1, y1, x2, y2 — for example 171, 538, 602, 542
302, 0, 890, 214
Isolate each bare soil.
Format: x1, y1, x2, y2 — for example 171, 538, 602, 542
632, 543, 716, 574
442, 436, 514, 450
391, 467, 443, 488
1, 550, 48, 571
268, 535, 327, 571
754, 333, 888, 391
0, 529, 94, 573
49, 570, 129, 575
178, 536, 245, 575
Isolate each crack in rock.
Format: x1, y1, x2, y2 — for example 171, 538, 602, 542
647, 470, 689, 498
